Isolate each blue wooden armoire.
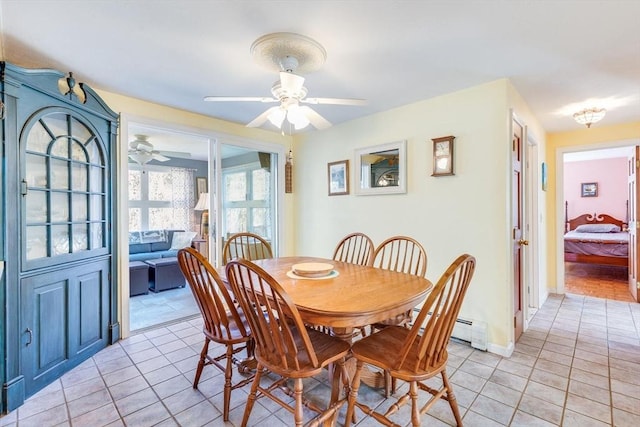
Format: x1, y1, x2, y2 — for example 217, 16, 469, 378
0, 62, 119, 413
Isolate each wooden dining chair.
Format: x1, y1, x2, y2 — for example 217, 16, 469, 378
177, 247, 254, 421
222, 232, 273, 265
332, 232, 375, 266
345, 254, 476, 427
371, 235, 428, 327
330, 232, 375, 338
225, 258, 352, 427
370, 235, 428, 395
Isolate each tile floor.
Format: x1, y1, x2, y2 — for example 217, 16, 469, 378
130, 286, 200, 331
564, 262, 634, 302
1, 293, 639, 426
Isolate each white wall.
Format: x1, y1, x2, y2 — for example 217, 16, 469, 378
294, 79, 520, 351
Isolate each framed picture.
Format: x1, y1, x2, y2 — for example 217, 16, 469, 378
431, 135, 455, 176
355, 140, 407, 195
581, 182, 598, 197
328, 160, 349, 196
541, 162, 548, 191
196, 176, 208, 198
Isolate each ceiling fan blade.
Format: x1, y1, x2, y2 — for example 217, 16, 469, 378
152, 153, 170, 162
280, 71, 305, 93
246, 106, 281, 128
302, 97, 367, 106
203, 96, 278, 103
158, 150, 192, 160
299, 106, 332, 130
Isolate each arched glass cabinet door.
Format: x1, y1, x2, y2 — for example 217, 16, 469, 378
22, 109, 107, 269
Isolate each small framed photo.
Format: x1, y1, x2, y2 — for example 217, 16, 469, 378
328, 160, 349, 196
431, 135, 455, 176
581, 182, 598, 197
196, 176, 208, 198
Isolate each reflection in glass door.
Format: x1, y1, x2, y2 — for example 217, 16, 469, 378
215, 145, 279, 264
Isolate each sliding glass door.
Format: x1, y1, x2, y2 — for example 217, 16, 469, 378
212, 144, 280, 264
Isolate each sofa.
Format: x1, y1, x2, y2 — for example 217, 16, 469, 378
128, 229, 197, 295
128, 229, 185, 262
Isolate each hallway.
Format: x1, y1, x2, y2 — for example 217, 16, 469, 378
1, 293, 639, 426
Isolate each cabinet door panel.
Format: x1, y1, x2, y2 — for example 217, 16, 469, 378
21, 260, 109, 396
77, 268, 106, 349
21, 275, 69, 392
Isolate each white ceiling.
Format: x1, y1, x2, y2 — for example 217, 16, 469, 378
1, 0, 639, 145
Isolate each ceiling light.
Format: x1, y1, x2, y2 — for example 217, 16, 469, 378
128, 151, 153, 165
267, 107, 286, 128
573, 108, 606, 128
286, 104, 310, 129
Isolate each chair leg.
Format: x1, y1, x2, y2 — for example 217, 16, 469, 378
193, 338, 210, 388
345, 360, 364, 427
442, 370, 463, 427
242, 363, 264, 427
293, 377, 304, 427
384, 370, 392, 397
222, 344, 234, 421
409, 381, 420, 426
246, 337, 255, 359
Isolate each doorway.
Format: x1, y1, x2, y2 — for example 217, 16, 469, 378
119, 117, 286, 337
125, 122, 210, 332
560, 146, 636, 302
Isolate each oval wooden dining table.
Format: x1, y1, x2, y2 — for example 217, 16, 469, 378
221, 256, 433, 394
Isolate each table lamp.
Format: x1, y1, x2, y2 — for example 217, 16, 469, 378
194, 192, 210, 240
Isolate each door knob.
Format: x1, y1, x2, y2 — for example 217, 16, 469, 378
518, 239, 529, 246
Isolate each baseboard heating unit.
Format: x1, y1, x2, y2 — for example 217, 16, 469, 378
452, 318, 488, 351
414, 309, 488, 351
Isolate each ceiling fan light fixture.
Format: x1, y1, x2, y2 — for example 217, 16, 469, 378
573, 108, 606, 128
268, 107, 286, 128
129, 151, 153, 165
286, 104, 310, 130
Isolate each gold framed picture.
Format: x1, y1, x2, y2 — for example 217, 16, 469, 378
431, 135, 455, 176
328, 160, 349, 196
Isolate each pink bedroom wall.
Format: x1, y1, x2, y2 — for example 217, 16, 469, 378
564, 157, 628, 221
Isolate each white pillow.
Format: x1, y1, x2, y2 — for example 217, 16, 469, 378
575, 223, 621, 233
170, 231, 197, 250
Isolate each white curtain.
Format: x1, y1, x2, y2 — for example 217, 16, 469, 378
171, 167, 195, 231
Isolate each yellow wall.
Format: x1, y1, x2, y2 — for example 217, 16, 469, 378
546, 122, 640, 292
97, 80, 548, 352
294, 79, 545, 352
94, 89, 295, 337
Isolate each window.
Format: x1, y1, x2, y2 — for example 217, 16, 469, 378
128, 165, 194, 231
222, 163, 272, 239
24, 112, 106, 261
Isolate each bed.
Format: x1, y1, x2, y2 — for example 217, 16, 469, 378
564, 202, 629, 267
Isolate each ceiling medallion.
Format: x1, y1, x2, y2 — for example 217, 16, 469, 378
250, 32, 327, 74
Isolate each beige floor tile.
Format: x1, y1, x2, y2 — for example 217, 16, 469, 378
4, 292, 640, 427
565, 393, 612, 424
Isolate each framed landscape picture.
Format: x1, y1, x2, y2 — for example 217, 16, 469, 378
581, 182, 598, 197
328, 160, 349, 196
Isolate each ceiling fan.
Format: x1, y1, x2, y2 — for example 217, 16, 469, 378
203, 32, 366, 131
128, 134, 170, 165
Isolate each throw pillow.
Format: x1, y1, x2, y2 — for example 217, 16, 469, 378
140, 229, 167, 243
170, 231, 197, 250
574, 223, 621, 233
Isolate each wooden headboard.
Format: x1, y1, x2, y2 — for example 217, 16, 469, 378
564, 201, 628, 232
